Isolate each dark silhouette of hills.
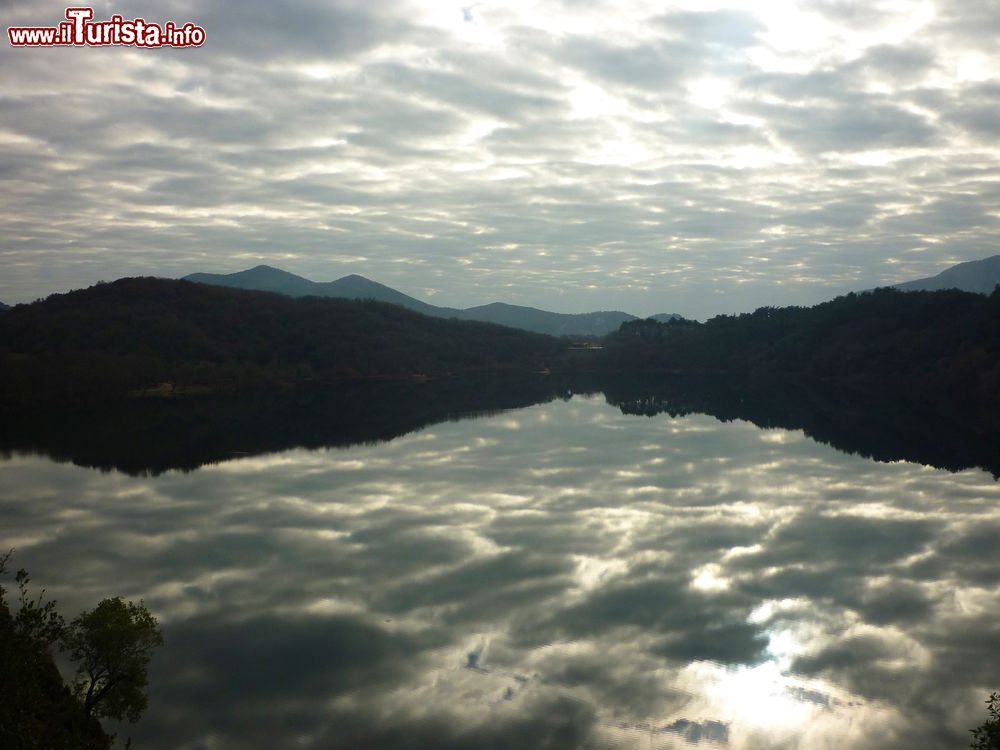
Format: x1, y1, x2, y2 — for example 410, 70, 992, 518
0, 277, 566, 410
890, 254, 1000, 294
1, 277, 999, 475
183, 265, 681, 336
452, 301, 637, 335
598, 287, 1000, 437
0, 301, 8, 311
3, 276, 999, 471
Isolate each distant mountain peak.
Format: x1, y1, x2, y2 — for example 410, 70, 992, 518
183, 265, 682, 337
236, 264, 285, 273
241, 264, 305, 278
892, 254, 1000, 294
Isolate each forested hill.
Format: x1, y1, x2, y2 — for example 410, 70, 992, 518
5, 279, 1000, 419
600, 288, 1000, 419
0, 278, 565, 410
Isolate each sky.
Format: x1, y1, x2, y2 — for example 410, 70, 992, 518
1, 0, 998, 319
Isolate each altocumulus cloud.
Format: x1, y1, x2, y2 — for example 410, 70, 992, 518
1, 0, 998, 318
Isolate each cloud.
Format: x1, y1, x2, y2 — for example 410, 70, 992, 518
557, 36, 693, 91
1, 1, 999, 318
178, 0, 405, 63
655, 9, 764, 48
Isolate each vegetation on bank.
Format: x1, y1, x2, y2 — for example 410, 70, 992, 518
599, 287, 1000, 419
0, 278, 997, 419
0, 277, 566, 410
972, 692, 1000, 749
0, 553, 163, 749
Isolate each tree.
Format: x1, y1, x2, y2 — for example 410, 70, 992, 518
9, 564, 66, 649
972, 692, 1000, 750
1, 552, 110, 750
61, 597, 164, 723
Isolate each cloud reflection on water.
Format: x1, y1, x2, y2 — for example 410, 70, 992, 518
1, 395, 998, 749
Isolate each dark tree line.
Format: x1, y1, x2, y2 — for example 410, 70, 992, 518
1, 280, 999, 428
0, 278, 567, 411
598, 287, 1000, 427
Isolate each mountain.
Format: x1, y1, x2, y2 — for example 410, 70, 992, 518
184, 266, 445, 317
452, 302, 639, 337
892, 254, 1000, 294
0, 301, 8, 311
182, 265, 682, 336
0, 277, 566, 410
649, 313, 682, 323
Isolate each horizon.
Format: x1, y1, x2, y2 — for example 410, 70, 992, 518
1, 258, 980, 324
2, 1, 999, 319
185, 258, 999, 321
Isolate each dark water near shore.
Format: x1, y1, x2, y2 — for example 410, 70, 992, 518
2, 381, 998, 749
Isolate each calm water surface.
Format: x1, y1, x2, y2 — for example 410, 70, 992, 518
2, 393, 998, 749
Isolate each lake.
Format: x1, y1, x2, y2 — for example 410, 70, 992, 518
1, 382, 998, 749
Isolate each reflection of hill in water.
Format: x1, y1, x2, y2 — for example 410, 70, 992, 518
602, 375, 1000, 479
2, 374, 997, 478
0, 377, 573, 476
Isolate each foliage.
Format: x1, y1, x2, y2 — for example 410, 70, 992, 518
972, 692, 1000, 750
0, 277, 567, 410
0, 553, 110, 750
0, 549, 64, 656
9, 563, 66, 649
600, 287, 1000, 425
1, 554, 163, 746
62, 596, 164, 723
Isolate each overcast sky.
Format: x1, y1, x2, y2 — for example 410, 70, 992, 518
2, 0, 998, 318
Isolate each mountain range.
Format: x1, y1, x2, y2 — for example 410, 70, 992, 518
183, 266, 681, 337
182, 253, 1000, 336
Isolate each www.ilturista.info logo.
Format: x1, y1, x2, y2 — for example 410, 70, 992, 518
8, 7, 205, 47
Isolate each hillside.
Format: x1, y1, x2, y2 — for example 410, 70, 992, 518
184, 265, 682, 336
892, 254, 1000, 294
599, 288, 1000, 425
7, 277, 997, 421
0, 278, 566, 410
452, 302, 639, 336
